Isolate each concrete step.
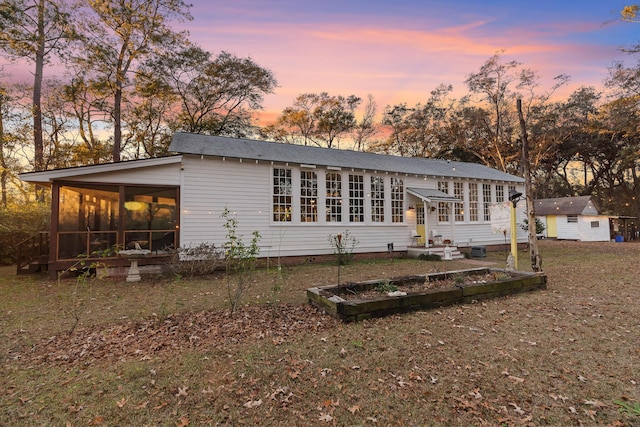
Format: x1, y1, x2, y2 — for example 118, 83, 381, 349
407, 246, 465, 260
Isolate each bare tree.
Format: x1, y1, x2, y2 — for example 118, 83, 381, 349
265, 93, 361, 148
351, 94, 378, 151
0, 0, 76, 190
75, 0, 192, 162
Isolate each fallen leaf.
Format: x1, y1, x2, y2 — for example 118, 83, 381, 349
116, 397, 127, 408
243, 399, 262, 408
319, 413, 333, 422
583, 399, 607, 408
583, 409, 597, 420
508, 402, 525, 415
154, 401, 169, 410
176, 415, 189, 427
176, 386, 189, 397
135, 401, 149, 409
348, 405, 361, 414
201, 387, 215, 394
89, 416, 104, 425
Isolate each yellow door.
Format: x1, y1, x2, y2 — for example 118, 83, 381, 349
416, 205, 425, 245
546, 215, 557, 238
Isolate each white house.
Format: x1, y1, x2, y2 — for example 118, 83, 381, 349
534, 196, 611, 241
19, 132, 526, 275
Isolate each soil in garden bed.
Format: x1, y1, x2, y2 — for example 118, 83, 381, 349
339, 271, 510, 301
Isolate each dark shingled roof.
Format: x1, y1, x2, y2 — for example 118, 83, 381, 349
169, 132, 524, 183
534, 196, 600, 216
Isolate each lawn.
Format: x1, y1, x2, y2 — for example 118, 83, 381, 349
1, 240, 639, 426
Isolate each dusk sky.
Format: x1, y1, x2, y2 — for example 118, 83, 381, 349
181, 0, 638, 124
3, 1, 637, 125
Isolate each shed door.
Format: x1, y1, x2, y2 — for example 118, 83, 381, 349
546, 215, 558, 238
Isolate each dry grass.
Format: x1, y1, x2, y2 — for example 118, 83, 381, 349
1, 240, 639, 426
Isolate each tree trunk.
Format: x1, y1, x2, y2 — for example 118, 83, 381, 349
0, 92, 7, 207
517, 99, 542, 272
33, 0, 46, 200
113, 85, 122, 162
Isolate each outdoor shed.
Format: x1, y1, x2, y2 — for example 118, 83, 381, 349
534, 196, 610, 241
19, 132, 526, 276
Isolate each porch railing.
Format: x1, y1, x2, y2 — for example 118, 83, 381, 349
16, 232, 50, 274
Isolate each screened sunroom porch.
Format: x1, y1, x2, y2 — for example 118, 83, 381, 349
51, 182, 179, 267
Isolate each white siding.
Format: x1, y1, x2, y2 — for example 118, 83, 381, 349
553, 215, 610, 241
64, 163, 181, 186
178, 156, 525, 256
577, 216, 610, 241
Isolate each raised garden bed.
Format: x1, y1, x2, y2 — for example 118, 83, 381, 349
307, 267, 547, 322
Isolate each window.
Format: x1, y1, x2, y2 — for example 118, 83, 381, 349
349, 174, 364, 222
496, 185, 505, 203
370, 176, 385, 222
454, 182, 464, 222
58, 184, 119, 259
391, 177, 404, 223
437, 181, 449, 222
273, 168, 292, 222
469, 183, 478, 222
57, 184, 177, 260
300, 171, 318, 222
567, 215, 578, 223
591, 220, 600, 228
124, 186, 178, 252
483, 184, 491, 221
416, 205, 424, 225
326, 172, 342, 222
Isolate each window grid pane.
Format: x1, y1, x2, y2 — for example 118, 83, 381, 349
437, 181, 449, 222
496, 185, 505, 203
300, 171, 318, 222
416, 205, 424, 225
326, 172, 342, 222
469, 183, 478, 222
370, 176, 385, 222
454, 182, 464, 222
483, 184, 491, 221
391, 178, 404, 223
273, 168, 292, 222
349, 174, 364, 222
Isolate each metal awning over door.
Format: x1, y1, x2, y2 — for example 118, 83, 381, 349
407, 187, 460, 203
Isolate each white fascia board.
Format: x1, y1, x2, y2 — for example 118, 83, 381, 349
19, 156, 183, 183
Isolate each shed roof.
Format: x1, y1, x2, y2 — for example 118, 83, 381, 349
169, 132, 524, 183
534, 196, 600, 216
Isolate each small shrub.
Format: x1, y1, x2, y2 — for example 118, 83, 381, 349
521, 217, 545, 235
328, 230, 359, 266
418, 253, 442, 261
222, 208, 261, 315
169, 243, 224, 276
375, 279, 399, 293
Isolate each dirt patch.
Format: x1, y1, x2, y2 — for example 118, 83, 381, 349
339, 272, 506, 300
